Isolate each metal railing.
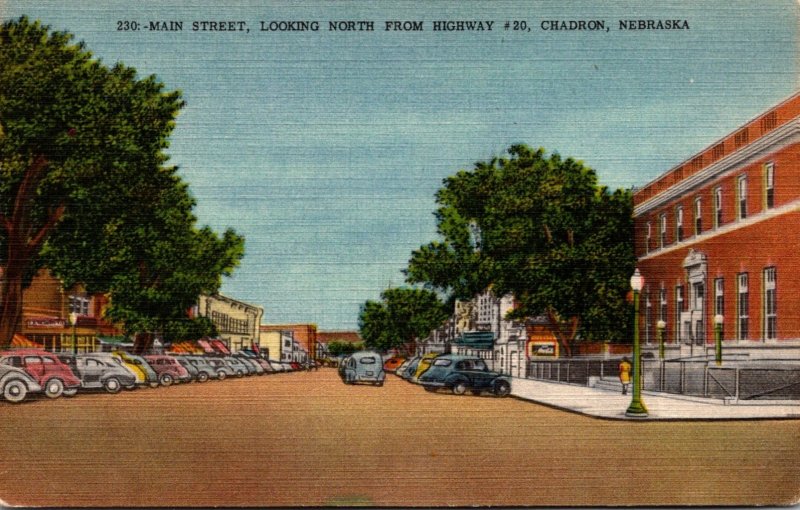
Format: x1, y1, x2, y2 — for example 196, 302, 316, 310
528, 358, 800, 401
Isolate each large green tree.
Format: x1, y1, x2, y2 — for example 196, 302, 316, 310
0, 17, 243, 348
407, 145, 635, 356
358, 287, 449, 356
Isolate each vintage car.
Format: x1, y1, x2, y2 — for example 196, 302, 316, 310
0, 364, 42, 403
411, 353, 440, 382
418, 354, 511, 397
206, 357, 235, 380
268, 360, 286, 373
383, 356, 406, 373
337, 356, 351, 381
398, 356, 421, 381
62, 353, 138, 393
144, 355, 192, 386
113, 351, 160, 388
233, 355, 264, 375
0, 349, 82, 398
166, 354, 201, 381
185, 356, 216, 382
221, 356, 250, 377
341, 351, 385, 386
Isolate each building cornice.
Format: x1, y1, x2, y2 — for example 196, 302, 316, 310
634, 118, 800, 217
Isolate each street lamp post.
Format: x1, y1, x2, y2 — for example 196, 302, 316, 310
657, 320, 666, 360
714, 314, 724, 366
69, 312, 78, 355
626, 268, 648, 418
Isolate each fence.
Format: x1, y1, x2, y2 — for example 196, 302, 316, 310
528, 358, 800, 401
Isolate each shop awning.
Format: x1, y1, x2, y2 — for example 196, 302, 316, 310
11, 333, 43, 349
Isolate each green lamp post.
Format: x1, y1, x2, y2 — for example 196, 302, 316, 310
626, 268, 649, 418
714, 314, 723, 366
657, 320, 666, 360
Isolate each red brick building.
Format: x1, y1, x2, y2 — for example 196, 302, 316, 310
19, 269, 121, 351
633, 92, 800, 359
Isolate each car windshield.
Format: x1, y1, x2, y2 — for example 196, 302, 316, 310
433, 359, 452, 367
359, 357, 376, 364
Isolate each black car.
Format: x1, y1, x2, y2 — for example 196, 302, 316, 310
418, 354, 511, 397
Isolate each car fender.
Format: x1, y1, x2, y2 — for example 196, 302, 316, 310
0, 371, 41, 392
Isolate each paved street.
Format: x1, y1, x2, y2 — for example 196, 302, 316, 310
1, 369, 799, 507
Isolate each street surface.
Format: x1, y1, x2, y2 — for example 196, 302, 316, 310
0, 369, 798, 507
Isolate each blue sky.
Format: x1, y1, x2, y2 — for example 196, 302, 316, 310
4, 1, 798, 330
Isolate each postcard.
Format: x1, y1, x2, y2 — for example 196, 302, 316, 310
0, 1, 799, 507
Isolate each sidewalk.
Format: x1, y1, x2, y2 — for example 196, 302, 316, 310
510, 377, 800, 420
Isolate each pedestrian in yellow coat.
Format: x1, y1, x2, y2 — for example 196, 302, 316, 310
618, 357, 632, 395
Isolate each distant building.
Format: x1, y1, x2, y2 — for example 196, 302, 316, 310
197, 294, 263, 352
261, 324, 318, 360
633, 91, 800, 359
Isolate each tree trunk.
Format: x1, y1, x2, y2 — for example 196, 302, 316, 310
0, 155, 63, 348
0, 267, 24, 348
544, 308, 578, 358
133, 332, 154, 354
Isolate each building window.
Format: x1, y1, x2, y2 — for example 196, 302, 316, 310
738, 175, 748, 220
765, 162, 775, 210
675, 285, 684, 342
713, 187, 723, 228
659, 214, 667, 248
764, 267, 777, 340
694, 198, 702, 235
714, 278, 724, 317
69, 295, 90, 316
645, 222, 652, 253
675, 207, 684, 242
737, 273, 749, 341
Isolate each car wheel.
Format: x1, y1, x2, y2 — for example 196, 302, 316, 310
494, 380, 511, 397
45, 378, 64, 398
148, 381, 159, 388
159, 373, 174, 387
197, 372, 209, 382
104, 377, 122, 394
236, 370, 244, 378
63, 388, 78, 397
217, 371, 227, 380
3, 379, 28, 403
452, 381, 468, 395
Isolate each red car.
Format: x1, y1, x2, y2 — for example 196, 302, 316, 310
143, 355, 192, 386
0, 349, 82, 398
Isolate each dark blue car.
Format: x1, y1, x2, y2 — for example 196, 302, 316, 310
418, 354, 511, 397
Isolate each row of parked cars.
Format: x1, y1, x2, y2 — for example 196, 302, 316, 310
386, 352, 512, 397
0, 348, 309, 403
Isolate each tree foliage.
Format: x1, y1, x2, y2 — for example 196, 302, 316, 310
407, 145, 635, 356
326, 340, 364, 357
358, 287, 449, 355
0, 17, 243, 349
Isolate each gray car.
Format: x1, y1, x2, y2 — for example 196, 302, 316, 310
342, 351, 386, 386
66, 354, 137, 393
169, 354, 201, 381
0, 364, 42, 403
186, 356, 216, 382
222, 356, 250, 377
206, 357, 235, 380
